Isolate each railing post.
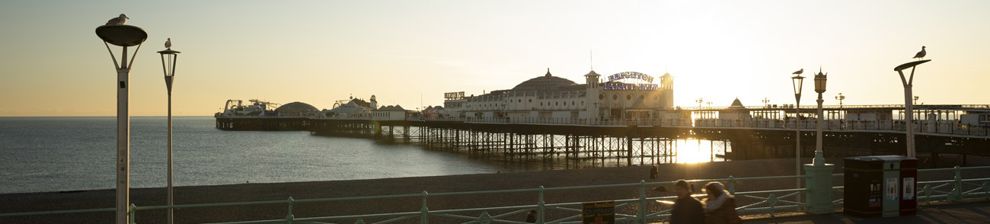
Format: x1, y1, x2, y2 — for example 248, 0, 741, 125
129, 203, 137, 224
638, 180, 647, 224
727, 176, 736, 195
767, 193, 778, 216
537, 186, 545, 224
420, 191, 429, 224
477, 212, 492, 224
286, 196, 294, 224
950, 166, 963, 201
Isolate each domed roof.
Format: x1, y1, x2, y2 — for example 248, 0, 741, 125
512, 69, 577, 91
276, 102, 319, 114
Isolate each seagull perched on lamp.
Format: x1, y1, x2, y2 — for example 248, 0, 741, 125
165, 38, 172, 49
793, 68, 803, 75
913, 46, 926, 59
105, 14, 129, 25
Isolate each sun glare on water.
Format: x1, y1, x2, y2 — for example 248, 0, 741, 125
673, 138, 729, 164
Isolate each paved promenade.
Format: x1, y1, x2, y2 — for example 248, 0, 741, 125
748, 201, 990, 224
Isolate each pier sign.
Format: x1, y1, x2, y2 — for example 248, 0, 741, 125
582, 201, 615, 224
607, 71, 654, 83
604, 71, 658, 90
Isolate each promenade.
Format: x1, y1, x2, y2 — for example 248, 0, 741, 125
2, 157, 988, 223
748, 201, 990, 224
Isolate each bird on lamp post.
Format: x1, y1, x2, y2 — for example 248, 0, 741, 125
914, 46, 927, 59
106, 14, 129, 25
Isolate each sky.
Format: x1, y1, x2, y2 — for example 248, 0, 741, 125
1, 0, 988, 116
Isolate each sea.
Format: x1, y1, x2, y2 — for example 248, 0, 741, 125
0, 117, 727, 194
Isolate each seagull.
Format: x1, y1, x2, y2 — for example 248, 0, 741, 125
105, 14, 129, 26
913, 46, 926, 59
792, 68, 803, 75
165, 38, 172, 49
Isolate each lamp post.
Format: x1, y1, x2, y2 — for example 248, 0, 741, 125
804, 68, 835, 214
158, 38, 180, 224
791, 71, 804, 197
895, 59, 931, 158
812, 70, 827, 166
96, 17, 148, 224
835, 93, 845, 108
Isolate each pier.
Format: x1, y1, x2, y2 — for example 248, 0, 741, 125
215, 104, 990, 167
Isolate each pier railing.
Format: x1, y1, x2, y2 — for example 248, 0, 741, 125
4, 166, 990, 223
453, 117, 990, 138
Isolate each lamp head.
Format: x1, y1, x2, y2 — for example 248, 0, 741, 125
814, 69, 827, 94
96, 25, 147, 47
791, 74, 805, 96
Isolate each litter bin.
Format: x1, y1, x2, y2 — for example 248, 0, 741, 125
844, 155, 917, 217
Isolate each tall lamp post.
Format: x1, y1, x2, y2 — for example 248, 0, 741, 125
804, 68, 835, 214
791, 70, 805, 198
158, 38, 180, 224
895, 59, 931, 158
812, 70, 827, 166
96, 16, 148, 224
835, 93, 845, 108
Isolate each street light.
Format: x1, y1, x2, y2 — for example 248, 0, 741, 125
805, 68, 835, 214
895, 59, 932, 158
158, 38, 180, 224
813, 69, 827, 166
835, 93, 845, 108
791, 70, 805, 196
96, 17, 147, 224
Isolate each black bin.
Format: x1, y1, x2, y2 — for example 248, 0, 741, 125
844, 155, 917, 217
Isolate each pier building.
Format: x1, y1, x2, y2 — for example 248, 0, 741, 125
442, 69, 674, 122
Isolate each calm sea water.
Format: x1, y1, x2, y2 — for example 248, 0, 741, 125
0, 117, 507, 194
0, 117, 729, 194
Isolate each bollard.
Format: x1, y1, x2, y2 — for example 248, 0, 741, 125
537, 186, 545, 224
420, 191, 429, 224
638, 180, 647, 224
286, 196, 295, 224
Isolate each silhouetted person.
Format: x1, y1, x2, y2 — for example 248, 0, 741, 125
703, 182, 742, 224
650, 165, 659, 179
526, 210, 537, 223
671, 180, 704, 224
914, 46, 927, 59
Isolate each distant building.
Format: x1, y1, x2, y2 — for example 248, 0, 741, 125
275, 102, 319, 117
372, 105, 408, 120
325, 98, 373, 119
442, 69, 674, 122
324, 95, 409, 120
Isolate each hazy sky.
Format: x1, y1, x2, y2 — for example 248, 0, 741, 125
1, 0, 988, 116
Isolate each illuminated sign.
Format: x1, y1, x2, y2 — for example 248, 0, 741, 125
445, 92, 465, 100
603, 82, 658, 90
604, 72, 657, 90
607, 71, 654, 83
